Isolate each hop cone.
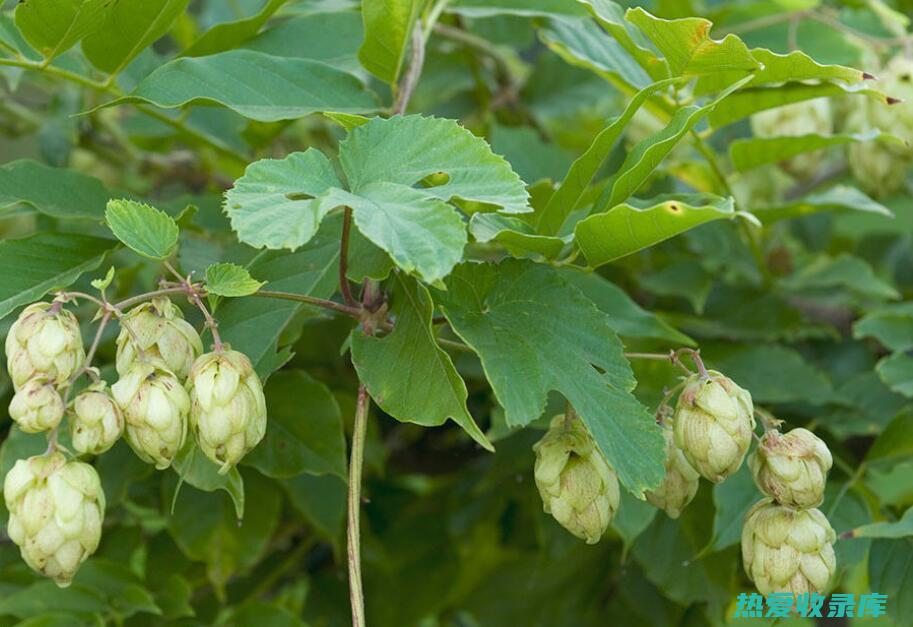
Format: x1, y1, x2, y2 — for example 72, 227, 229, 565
673, 370, 755, 483
3, 453, 105, 587
533, 414, 620, 544
868, 55, 913, 144
749, 428, 832, 509
6, 302, 84, 390
69, 381, 125, 455
742, 498, 836, 595
751, 98, 833, 179
111, 363, 190, 469
116, 297, 203, 380
845, 100, 911, 197
9, 377, 65, 433
187, 349, 267, 473
646, 427, 700, 518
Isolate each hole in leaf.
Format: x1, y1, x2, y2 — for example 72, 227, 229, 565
420, 172, 450, 188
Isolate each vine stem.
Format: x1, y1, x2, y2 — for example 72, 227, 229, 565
339, 208, 358, 308
393, 23, 426, 115
623, 350, 695, 376
347, 384, 369, 627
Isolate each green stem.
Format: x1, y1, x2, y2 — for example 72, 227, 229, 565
347, 384, 370, 627
254, 290, 362, 317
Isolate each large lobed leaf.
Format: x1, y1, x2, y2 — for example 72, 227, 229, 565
352, 273, 492, 450
435, 259, 665, 495
226, 115, 528, 283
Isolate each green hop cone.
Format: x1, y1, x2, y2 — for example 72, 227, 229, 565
741, 497, 836, 595
533, 414, 620, 544
646, 427, 700, 519
845, 99, 911, 197
749, 428, 832, 509
5, 302, 84, 390
751, 98, 833, 179
116, 297, 203, 381
111, 363, 190, 469
9, 377, 65, 433
68, 381, 125, 455
187, 349, 267, 473
847, 136, 910, 197
3, 452, 105, 587
868, 55, 913, 144
673, 370, 755, 483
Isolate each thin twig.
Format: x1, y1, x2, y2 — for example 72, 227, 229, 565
347, 384, 370, 627
254, 291, 362, 317
113, 287, 188, 310
393, 24, 427, 115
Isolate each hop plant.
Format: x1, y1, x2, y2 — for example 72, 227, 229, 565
646, 427, 701, 519
68, 381, 125, 455
742, 498, 837, 595
111, 363, 190, 469
187, 349, 267, 473
751, 98, 833, 179
8, 377, 65, 433
533, 414, 620, 544
3, 453, 105, 587
5, 302, 84, 390
673, 370, 755, 483
749, 428, 832, 509
116, 297, 203, 381
867, 55, 913, 143
845, 98, 909, 197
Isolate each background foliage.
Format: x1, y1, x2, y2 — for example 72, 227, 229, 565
1, 0, 913, 625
